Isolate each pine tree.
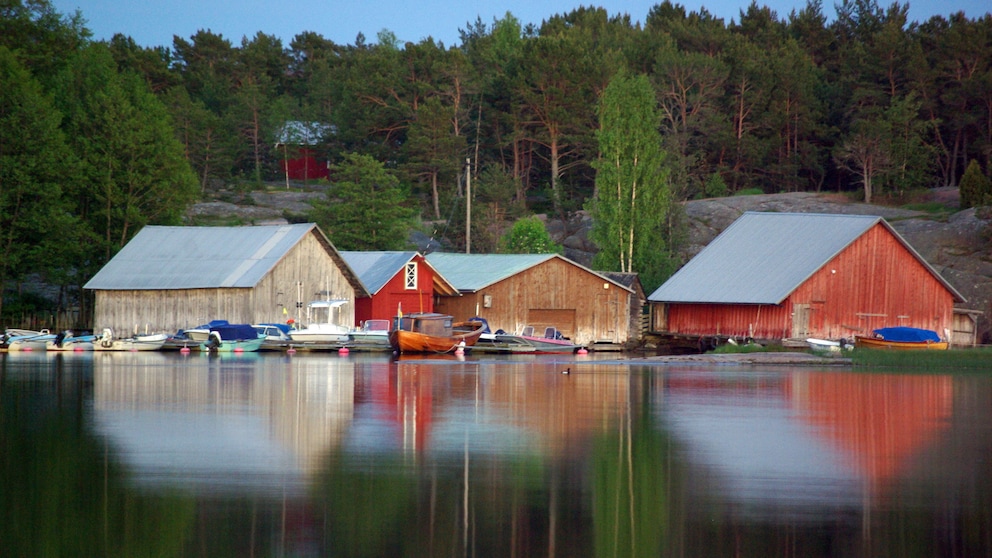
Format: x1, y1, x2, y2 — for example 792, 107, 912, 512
960, 159, 991, 209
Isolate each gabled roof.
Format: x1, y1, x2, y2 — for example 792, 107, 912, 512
339, 251, 458, 296
648, 212, 965, 304
425, 253, 633, 293
85, 224, 366, 295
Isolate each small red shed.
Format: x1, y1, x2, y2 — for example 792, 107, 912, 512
339, 251, 459, 326
647, 212, 966, 343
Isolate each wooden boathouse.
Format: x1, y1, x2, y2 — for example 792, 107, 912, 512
647, 212, 967, 345
425, 253, 634, 346
339, 251, 459, 325
84, 224, 366, 335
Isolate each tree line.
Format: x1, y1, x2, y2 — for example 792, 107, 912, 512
2, 0, 991, 327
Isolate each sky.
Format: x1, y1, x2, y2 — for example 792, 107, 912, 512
51, 0, 988, 50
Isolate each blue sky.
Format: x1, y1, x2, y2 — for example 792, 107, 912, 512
51, 0, 988, 49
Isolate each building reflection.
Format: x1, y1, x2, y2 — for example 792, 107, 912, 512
92, 352, 355, 493
659, 366, 953, 513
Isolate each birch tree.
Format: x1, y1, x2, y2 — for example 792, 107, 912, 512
589, 69, 674, 290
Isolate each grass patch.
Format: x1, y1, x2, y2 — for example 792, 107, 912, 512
708, 342, 783, 354
852, 347, 992, 370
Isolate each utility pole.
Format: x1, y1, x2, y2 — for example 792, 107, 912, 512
465, 158, 471, 254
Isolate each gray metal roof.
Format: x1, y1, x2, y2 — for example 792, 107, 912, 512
425, 252, 633, 293
339, 251, 420, 294
85, 224, 319, 290
648, 212, 964, 304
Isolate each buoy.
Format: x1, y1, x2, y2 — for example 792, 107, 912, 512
74, 346, 84, 352
338, 347, 349, 355
577, 348, 588, 355
180, 346, 191, 354
234, 347, 244, 353
287, 347, 296, 354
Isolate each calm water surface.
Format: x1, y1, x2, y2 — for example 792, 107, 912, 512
2, 350, 991, 557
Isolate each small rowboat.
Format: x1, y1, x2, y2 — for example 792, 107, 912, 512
854, 327, 948, 350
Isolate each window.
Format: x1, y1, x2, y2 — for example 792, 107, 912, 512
405, 262, 417, 290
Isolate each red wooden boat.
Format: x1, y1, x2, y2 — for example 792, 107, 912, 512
389, 313, 485, 354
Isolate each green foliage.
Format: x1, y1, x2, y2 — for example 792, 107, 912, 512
499, 216, 562, 254
704, 172, 729, 198
589, 68, 674, 291
54, 43, 198, 265
960, 160, 991, 209
0, 46, 78, 318
308, 153, 416, 250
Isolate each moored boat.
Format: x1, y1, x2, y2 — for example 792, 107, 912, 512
806, 338, 853, 352
46, 330, 98, 351
347, 319, 391, 350
4, 329, 56, 352
389, 313, 485, 354
93, 329, 168, 351
201, 324, 265, 353
495, 326, 585, 354
854, 327, 948, 350
289, 300, 351, 344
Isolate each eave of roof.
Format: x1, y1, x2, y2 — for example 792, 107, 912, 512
425, 252, 633, 294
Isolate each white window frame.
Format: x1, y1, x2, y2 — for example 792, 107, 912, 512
405, 262, 418, 290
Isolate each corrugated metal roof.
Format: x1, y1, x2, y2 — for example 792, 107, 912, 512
425, 253, 556, 291
425, 252, 634, 293
648, 213, 883, 304
339, 251, 419, 294
84, 224, 318, 290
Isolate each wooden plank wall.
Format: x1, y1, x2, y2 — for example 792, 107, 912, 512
434, 259, 630, 345
92, 231, 356, 334
654, 224, 957, 341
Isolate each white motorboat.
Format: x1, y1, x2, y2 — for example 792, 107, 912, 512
288, 300, 350, 344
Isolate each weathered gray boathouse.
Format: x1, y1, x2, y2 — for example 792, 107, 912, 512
84, 224, 365, 336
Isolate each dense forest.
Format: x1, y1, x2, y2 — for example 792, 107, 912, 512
2, 0, 991, 327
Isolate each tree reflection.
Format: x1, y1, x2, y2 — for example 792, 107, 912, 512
0, 357, 194, 557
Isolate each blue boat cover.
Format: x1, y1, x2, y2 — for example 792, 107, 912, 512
872, 327, 941, 343
210, 324, 260, 340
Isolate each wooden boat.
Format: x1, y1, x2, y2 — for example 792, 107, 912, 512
93, 329, 168, 351
854, 327, 948, 350
388, 313, 485, 354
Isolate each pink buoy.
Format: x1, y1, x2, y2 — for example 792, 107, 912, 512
338, 347, 350, 355
287, 347, 296, 354
577, 348, 588, 355
74, 346, 84, 352
180, 346, 191, 354
234, 347, 244, 353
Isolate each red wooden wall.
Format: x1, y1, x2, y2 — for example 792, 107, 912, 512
664, 223, 956, 340
353, 255, 435, 325
281, 148, 329, 180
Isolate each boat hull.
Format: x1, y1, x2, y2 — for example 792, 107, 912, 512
200, 337, 265, 352
389, 321, 485, 354
854, 336, 948, 350
93, 333, 168, 351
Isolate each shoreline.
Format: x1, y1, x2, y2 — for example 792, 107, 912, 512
626, 351, 852, 366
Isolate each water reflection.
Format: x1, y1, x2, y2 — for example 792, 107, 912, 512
2, 353, 991, 556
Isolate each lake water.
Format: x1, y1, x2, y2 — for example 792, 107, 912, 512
2, 350, 991, 557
